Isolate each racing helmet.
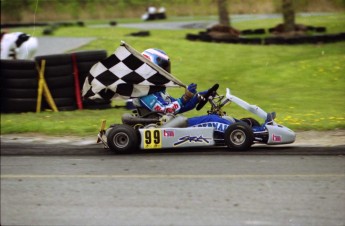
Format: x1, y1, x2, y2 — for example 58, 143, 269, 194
142, 48, 171, 73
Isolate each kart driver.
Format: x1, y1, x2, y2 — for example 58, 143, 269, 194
135, 48, 203, 114
133, 48, 233, 133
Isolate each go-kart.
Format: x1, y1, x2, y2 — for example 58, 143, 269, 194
97, 84, 296, 153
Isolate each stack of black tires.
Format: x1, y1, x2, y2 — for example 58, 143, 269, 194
1, 60, 39, 113
1, 50, 110, 113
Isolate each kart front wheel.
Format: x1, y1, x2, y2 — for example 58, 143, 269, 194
224, 122, 254, 151
107, 124, 139, 154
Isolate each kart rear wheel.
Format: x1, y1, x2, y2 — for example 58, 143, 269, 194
107, 124, 139, 154
224, 122, 254, 151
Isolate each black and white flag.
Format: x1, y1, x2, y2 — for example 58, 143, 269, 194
82, 41, 185, 100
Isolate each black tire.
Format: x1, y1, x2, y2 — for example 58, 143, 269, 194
1, 68, 38, 79
1, 98, 37, 113
43, 65, 73, 77
0, 59, 36, 70
83, 99, 112, 110
45, 75, 74, 88
49, 87, 75, 98
3, 88, 38, 98
315, 27, 326, 33
42, 28, 53, 35
107, 124, 139, 154
49, 97, 75, 107
199, 32, 213, 42
73, 50, 107, 62
241, 29, 253, 35
5, 78, 38, 89
186, 33, 200, 41
224, 122, 254, 151
76, 62, 99, 87
35, 53, 72, 66
253, 28, 265, 34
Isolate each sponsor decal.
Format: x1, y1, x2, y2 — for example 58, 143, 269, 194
173, 103, 179, 109
153, 104, 162, 112
272, 134, 282, 142
193, 122, 229, 133
165, 108, 174, 113
174, 135, 211, 146
163, 130, 174, 137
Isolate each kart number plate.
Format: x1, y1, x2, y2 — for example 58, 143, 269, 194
143, 129, 162, 149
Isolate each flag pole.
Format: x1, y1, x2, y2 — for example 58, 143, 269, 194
121, 41, 187, 88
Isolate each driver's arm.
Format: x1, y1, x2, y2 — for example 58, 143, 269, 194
139, 93, 183, 113
178, 90, 207, 113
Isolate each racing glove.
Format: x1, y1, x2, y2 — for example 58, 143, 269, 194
182, 83, 197, 103
179, 90, 208, 113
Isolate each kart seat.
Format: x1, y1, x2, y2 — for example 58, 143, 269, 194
122, 113, 160, 126
160, 115, 188, 128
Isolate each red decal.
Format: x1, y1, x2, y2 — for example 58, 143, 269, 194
163, 130, 175, 137
173, 103, 179, 109
166, 108, 174, 113
143, 54, 151, 61
272, 134, 282, 142
154, 105, 163, 112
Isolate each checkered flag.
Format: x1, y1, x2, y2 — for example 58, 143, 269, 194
82, 41, 185, 100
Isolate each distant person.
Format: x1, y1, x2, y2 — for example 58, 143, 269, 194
142, 6, 167, 21
142, 6, 157, 21
147, 6, 157, 15
158, 7, 166, 13
157, 7, 167, 19
0, 32, 38, 60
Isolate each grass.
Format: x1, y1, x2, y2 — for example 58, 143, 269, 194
1, 13, 345, 136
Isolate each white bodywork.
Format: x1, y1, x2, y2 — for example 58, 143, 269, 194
225, 88, 296, 144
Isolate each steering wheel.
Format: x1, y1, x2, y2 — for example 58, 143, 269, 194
196, 84, 219, 111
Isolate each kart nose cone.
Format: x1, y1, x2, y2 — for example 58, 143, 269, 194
285, 128, 296, 143
266, 125, 296, 144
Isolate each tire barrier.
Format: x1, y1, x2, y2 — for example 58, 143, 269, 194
1, 49, 109, 113
127, 31, 150, 37
241, 28, 266, 35
1, 60, 38, 113
35, 54, 76, 111
186, 28, 345, 45
1, 22, 49, 28
109, 21, 117, 26
35, 50, 109, 111
268, 26, 326, 33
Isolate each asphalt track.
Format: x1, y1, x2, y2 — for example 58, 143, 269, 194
1, 143, 345, 226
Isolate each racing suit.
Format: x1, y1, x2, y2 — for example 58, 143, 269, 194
138, 90, 233, 133
138, 90, 199, 114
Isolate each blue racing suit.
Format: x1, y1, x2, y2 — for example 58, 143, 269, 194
138, 90, 199, 114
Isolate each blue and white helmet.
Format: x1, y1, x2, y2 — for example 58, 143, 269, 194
142, 48, 171, 73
